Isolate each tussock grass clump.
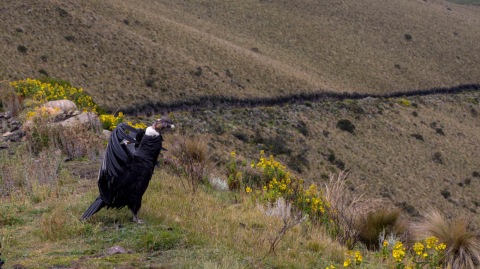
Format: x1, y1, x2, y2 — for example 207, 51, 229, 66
413, 209, 480, 269
358, 208, 407, 250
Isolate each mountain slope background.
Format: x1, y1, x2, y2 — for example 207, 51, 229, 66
1, 0, 480, 111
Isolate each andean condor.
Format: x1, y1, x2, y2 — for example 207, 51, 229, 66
82, 116, 174, 223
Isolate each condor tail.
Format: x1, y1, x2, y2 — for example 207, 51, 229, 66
81, 196, 106, 220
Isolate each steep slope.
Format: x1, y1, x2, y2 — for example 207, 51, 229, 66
1, 0, 479, 110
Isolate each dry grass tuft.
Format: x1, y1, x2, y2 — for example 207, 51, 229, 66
0, 82, 22, 116
40, 205, 99, 241
164, 132, 212, 195
413, 209, 480, 269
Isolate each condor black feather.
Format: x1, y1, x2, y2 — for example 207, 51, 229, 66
82, 116, 174, 223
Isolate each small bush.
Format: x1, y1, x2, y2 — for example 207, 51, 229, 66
145, 79, 154, 87
123, 19, 130, 25
433, 152, 443, 164
441, 189, 451, 199
410, 134, 424, 141
436, 128, 445, 136
464, 178, 471, 185
38, 69, 49, 77
337, 119, 355, 133
17, 45, 27, 53
41, 55, 48, 62
232, 131, 249, 142
405, 34, 413, 41
64, 35, 75, 42
473, 171, 480, 178
412, 111, 418, 117
57, 7, 69, 17
304, 101, 312, 107
164, 133, 211, 195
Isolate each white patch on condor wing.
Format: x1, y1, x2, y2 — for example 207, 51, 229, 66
145, 126, 160, 136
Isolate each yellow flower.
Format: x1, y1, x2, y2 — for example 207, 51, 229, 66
246, 187, 252, 193
383, 240, 389, 247
354, 251, 362, 262
425, 237, 439, 249
343, 258, 351, 267
414, 242, 424, 255
435, 243, 446, 251
231, 151, 236, 157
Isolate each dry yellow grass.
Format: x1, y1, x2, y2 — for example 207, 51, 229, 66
1, 0, 479, 110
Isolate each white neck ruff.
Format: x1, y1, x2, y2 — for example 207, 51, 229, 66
145, 126, 160, 136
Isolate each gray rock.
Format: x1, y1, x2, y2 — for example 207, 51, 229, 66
127, 249, 134, 254
103, 129, 112, 141
107, 246, 126, 255
56, 112, 101, 129
4, 111, 12, 119
43, 100, 77, 111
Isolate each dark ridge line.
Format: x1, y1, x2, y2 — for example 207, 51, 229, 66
114, 84, 480, 116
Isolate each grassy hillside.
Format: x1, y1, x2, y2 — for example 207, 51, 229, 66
1, 0, 479, 110
166, 91, 480, 229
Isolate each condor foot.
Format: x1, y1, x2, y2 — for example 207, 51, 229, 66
133, 214, 146, 223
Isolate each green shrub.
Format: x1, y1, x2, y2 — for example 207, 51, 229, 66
232, 131, 249, 142
410, 134, 424, 141
433, 152, 443, 164
17, 45, 27, 53
337, 119, 355, 133
441, 189, 451, 199
38, 69, 49, 77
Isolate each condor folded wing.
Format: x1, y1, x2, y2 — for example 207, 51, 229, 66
98, 123, 145, 203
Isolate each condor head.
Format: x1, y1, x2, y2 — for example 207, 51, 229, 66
153, 116, 174, 133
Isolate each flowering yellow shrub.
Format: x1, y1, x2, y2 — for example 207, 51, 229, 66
382, 237, 446, 269
98, 112, 147, 131
229, 151, 331, 222
10, 78, 97, 112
